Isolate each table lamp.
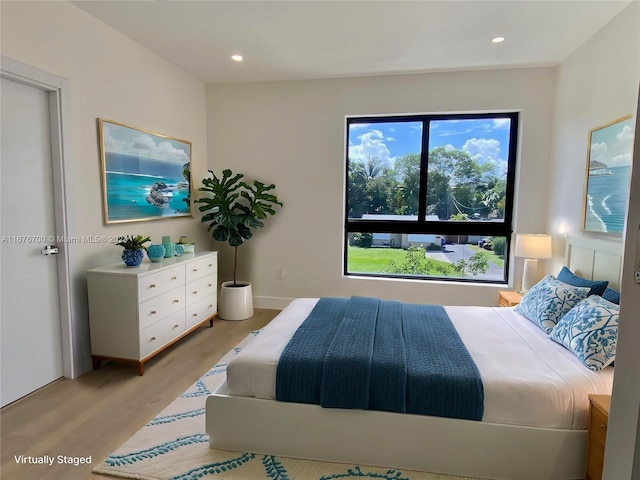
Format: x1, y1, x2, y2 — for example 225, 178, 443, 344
515, 234, 552, 292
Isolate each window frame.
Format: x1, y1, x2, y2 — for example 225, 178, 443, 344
343, 111, 519, 284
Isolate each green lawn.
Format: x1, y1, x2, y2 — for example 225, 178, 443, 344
347, 246, 454, 274
347, 246, 408, 273
347, 245, 505, 275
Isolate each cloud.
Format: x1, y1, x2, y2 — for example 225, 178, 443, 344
590, 141, 608, 162
493, 119, 511, 129
609, 152, 632, 168
616, 124, 634, 142
348, 129, 393, 166
132, 134, 155, 151
104, 124, 189, 164
463, 138, 501, 162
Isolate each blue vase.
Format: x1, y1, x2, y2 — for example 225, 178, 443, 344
147, 244, 166, 263
122, 248, 145, 267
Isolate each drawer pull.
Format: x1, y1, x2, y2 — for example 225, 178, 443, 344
151, 310, 157, 315
193, 268, 198, 272
173, 299, 180, 303
173, 324, 180, 328
192, 313, 198, 317
171, 276, 177, 280
208, 304, 213, 308
193, 291, 198, 295
600, 424, 607, 430
208, 264, 213, 267
150, 284, 156, 288
150, 336, 157, 341
208, 284, 212, 287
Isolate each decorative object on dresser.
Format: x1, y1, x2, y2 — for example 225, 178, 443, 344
498, 290, 523, 307
586, 394, 610, 480
115, 234, 151, 267
514, 233, 552, 292
146, 243, 166, 263
87, 252, 217, 375
196, 169, 282, 321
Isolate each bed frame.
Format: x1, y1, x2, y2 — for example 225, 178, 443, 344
205, 234, 622, 480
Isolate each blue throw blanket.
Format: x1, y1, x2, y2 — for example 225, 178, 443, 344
275, 297, 484, 421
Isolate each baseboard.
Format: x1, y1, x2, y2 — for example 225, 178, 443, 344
253, 296, 294, 310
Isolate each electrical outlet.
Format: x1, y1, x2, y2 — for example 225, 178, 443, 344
276, 268, 284, 280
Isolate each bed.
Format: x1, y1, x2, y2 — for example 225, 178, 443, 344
205, 234, 622, 480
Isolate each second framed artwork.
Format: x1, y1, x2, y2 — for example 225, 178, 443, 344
98, 119, 192, 224
583, 115, 634, 234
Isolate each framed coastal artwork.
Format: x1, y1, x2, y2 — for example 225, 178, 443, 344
98, 119, 192, 224
582, 115, 634, 234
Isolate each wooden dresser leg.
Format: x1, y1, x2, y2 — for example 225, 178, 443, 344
137, 362, 144, 376
92, 356, 103, 370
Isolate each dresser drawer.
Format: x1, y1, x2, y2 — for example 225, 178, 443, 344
138, 286, 185, 330
139, 309, 185, 358
138, 266, 185, 303
186, 274, 216, 306
588, 403, 609, 446
185, 295, 217, 329
185, 255, 217, 283
586, 436, 605, 480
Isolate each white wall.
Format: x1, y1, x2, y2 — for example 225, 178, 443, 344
546, 1, 640, 274
206, 67, 556, 307
546, 2, 640, 479
1, 1, 210, 375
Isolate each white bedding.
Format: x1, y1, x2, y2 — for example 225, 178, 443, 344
226, 298, 614, 430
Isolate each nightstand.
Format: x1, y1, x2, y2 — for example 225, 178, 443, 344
498, 290, 523, 307
586, 394, 611, 480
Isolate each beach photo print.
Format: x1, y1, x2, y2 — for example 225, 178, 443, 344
583, 115, 634, 234
98, 119, 192, 224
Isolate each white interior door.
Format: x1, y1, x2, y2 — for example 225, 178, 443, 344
1, 77, 64, 407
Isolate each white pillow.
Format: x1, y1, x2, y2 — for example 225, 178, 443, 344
514, 275, 590, 334
549, 295, 619, 371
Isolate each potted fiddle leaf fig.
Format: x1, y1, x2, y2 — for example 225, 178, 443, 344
115, 235, 150, 267
196, 169, 282, 320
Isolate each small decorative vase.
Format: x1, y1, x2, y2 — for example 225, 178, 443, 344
162, 236, 174, 258
147, 244, 166, 263
122, 248, 145, 267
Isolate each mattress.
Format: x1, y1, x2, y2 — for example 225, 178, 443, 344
226, 298, 614, 430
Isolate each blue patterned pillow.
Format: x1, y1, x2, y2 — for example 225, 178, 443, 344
549, 296, 619, 371
557, 266, 608, 297
514, 275, 590, 334
602, 287, 620, 305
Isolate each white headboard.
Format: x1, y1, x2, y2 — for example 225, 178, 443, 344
564, 234, 623, 290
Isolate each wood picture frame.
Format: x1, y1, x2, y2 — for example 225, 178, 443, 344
582, 115, 634, 234
98, 118, 192, 224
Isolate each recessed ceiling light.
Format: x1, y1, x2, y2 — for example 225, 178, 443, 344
231, 54, 243, 62
492, 36, 505, 44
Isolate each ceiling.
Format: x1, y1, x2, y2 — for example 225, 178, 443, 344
72, 0, 633, 84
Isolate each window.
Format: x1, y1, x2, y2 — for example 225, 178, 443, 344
345, 112, 518, 283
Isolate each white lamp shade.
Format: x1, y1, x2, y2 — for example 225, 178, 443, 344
515, 234, 552, 259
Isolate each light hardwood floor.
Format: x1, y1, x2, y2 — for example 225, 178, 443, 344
0, 309, 278, 480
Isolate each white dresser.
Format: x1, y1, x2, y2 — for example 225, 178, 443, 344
87, 251, 217, 375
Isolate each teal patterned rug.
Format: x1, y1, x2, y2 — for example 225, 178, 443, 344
93, 330, 480, 480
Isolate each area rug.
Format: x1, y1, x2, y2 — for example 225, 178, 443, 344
93, 330, 481, 480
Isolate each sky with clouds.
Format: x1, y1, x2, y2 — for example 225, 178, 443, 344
589, 117, 635, 168
103, 121, 190, 164
348, 117, 512, 176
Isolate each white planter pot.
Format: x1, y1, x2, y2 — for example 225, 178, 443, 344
218, 281, 254, 321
